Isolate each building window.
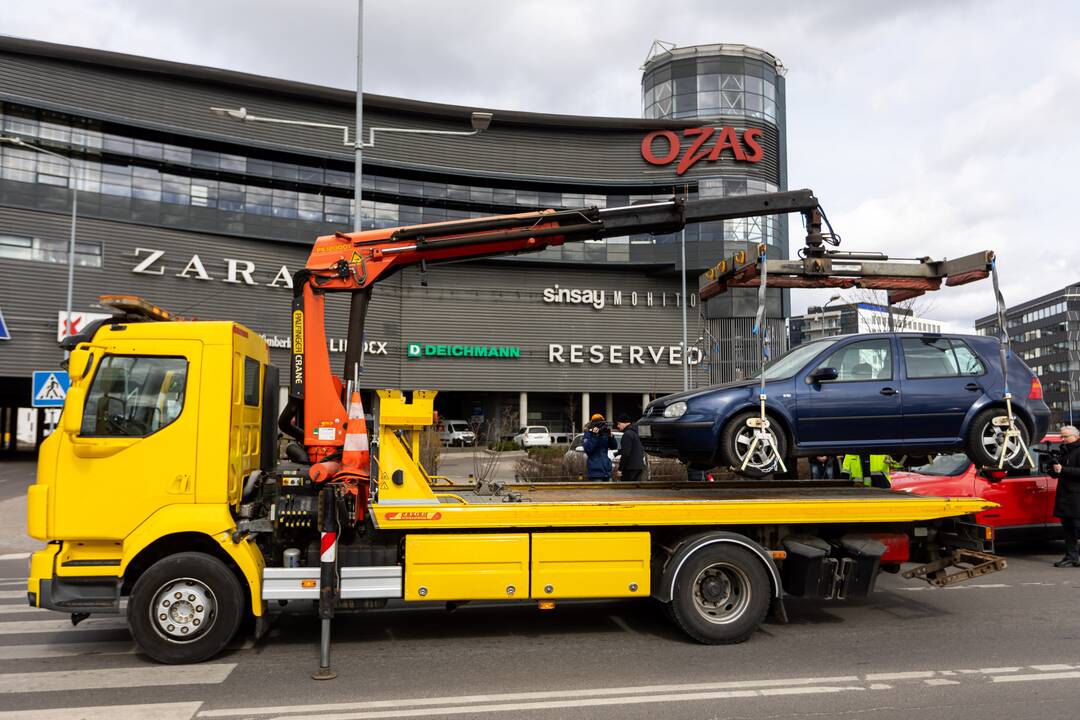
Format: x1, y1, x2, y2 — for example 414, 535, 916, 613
0, 234, 102, 267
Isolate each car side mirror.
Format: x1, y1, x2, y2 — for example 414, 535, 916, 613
808, 366, 839, 384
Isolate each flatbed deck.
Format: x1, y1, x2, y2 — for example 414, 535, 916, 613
371, 481, 995, 530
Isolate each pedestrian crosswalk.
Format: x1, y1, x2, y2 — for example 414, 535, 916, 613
0, 574, 243, 719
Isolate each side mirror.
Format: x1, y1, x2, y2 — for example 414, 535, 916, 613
67, 348, 94, 382
62, 384, 86, 435
808, 366, 839, 384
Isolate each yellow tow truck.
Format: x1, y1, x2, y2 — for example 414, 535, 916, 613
26, 191, 1005, 670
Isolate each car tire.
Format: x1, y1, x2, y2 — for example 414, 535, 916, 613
668, 543, 771, 644
720, 410, 788, 479
965, 408, 1031, 469
128, 552, 245, 664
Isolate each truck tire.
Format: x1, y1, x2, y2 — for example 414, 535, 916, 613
720, 410, 787, 479
965, 408, 1030, 469
128, 552, 245, 664
668, 543, 771, 644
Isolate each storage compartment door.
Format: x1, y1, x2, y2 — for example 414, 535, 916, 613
531, 532, 650, 599
404, 534, 528, 601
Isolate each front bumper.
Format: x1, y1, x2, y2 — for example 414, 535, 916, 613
27, 544, 120, 614
638, 419, 717, 464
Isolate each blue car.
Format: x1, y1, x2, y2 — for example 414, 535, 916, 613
638, 333, 1051, 478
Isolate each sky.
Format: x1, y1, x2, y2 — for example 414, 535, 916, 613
4, 0, 1079, 330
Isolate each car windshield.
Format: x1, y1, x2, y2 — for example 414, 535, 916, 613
910, 453, 971, 477
756, 339, 838, 381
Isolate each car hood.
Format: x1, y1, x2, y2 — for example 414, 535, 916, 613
651, 379, 759, 407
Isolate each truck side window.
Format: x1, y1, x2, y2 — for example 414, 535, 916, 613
80, 356, 188, 437
243, 357, 261, 407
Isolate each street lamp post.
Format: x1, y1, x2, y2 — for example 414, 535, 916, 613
208, 106, 492, 380
0, 136, 79, 344
814, 294, 842, 340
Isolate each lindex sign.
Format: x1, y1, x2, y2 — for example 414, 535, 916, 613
640, 126, 764, 176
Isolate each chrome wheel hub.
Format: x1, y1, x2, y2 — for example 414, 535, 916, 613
692, 563, 751, 625
734, 426, 780, 471
151, 578, 216, 643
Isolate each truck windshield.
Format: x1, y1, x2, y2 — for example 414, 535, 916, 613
910, 453, 971, 477
757, 339, 838, 381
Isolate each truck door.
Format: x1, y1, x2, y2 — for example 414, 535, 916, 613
899, 337, 986, 443
795, 337, 902, 447
53, 346, 200, 540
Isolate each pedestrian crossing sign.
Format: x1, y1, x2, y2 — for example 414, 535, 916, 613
32, 371, 70, 408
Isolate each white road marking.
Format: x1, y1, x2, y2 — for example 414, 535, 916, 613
0, 637, 252, 661
924, 679, 960, 686
0, 580, 26, 587
608, 615, 639, 635
0, 663, 236, 693
944, 583, 1011, 590
993, 671, 1080, 683
1030, 664, 1078, 671
0, 616, 128, 635
864, 671, 935, 681
0, 591, 27, 599
0, 554, 29, 561
259, 685, 866, 720
978, 666, 1021, 673
0, 604, 46, 615
0, 702, 202, 720
867, 683, 893, 690
0, 639, 136, 659
197, 675, 863, 718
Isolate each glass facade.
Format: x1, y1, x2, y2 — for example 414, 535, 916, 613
0, 103, 780, 264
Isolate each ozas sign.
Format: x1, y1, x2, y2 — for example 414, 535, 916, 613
641, 127, 764, 176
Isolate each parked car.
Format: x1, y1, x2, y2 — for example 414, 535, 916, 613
513, 426, 553, 448
437, 419, 475, 447
890, 435, 1063, 541
638, 333, 1051, 478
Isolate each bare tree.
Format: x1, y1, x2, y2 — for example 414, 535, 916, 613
471, 404, 517, 484
841, 289, 938, 332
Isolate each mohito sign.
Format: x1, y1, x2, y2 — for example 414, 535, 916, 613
641, 126, 764, 176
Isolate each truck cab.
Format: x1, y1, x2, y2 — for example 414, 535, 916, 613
27, 315, 275, 661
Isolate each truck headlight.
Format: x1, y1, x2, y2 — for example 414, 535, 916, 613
663, 401, 687, 419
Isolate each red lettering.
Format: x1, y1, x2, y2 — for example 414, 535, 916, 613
742, 128, 764, 163
675, 127, 715, 175
641, 130, 680, 165
707, 127, 747, 163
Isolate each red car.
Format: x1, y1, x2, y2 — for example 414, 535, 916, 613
890, 435, 1063, 541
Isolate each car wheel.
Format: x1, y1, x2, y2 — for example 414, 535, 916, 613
966, 408, 1031, 469
720, 410, 788, 479
128, 552, 244, 664
668, 543, 771, 644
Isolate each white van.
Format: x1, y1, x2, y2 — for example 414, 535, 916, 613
438, 419, 476, 447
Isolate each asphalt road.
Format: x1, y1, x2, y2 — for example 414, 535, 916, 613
2, 462, 1080, 719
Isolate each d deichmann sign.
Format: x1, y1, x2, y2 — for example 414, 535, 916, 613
408, 343, 521, 359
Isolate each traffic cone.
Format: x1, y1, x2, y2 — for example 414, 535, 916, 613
342, 390, 370, 472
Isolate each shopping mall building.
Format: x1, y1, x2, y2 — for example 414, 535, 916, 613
0, 37, 790, 445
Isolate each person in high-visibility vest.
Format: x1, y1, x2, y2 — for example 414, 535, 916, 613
841, 454, 898, 489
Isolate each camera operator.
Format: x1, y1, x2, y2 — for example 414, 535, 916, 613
583, 413, 618, 482
1050, 425, 1080, 567
615, 413, 646, 483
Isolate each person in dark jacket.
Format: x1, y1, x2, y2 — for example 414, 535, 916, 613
1050, 425, 1080, 567
615, 413, 646, 482
583, 413, 618, 481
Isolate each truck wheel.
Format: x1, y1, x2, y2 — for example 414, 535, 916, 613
966, 408, 1030, 469
669, 543, 770, 644
720, 410, 787, 479
128, 552, 244, 664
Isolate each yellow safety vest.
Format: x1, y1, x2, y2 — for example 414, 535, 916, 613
842, 455, 895, 485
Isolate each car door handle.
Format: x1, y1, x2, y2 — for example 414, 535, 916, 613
880, 387, 898, 396
965, 383, 981, 392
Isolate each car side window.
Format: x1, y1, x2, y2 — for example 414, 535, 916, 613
950, 341, 986, 375
903, 338, 986, 378
80, 355, 188, 437
815, 339, 892, 382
